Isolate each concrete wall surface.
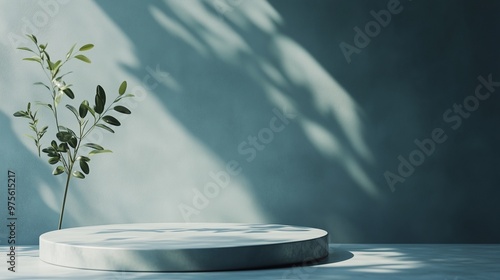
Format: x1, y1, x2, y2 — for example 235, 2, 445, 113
0, 0, 499, 244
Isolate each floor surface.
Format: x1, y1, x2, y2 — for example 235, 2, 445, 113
1, 244, 499, 279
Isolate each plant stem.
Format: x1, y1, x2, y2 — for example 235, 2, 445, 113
57, 118, 86, 230
58, 165, 73, 230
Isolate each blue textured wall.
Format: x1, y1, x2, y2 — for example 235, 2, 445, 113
0, 0, 499, 244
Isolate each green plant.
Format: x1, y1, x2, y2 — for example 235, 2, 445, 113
13, 34, 133, 230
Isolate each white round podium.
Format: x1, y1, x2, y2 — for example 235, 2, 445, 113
39, 223, 329, 272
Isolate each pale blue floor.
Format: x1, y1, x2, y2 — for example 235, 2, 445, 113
1, 244, 499, 279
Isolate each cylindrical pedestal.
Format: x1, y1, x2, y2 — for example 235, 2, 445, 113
39, 223, 329, 272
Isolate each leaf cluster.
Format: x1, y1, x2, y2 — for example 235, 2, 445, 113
13, 102, 48, 156
14, 34, 134, 180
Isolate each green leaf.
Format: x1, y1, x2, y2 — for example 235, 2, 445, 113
63, 88, 75, 99
48, 157, 59, 165
47, 152, 59, 157
80, 160, 90, 174
17, 47, 35, 53
74, 54, 91, 63
116, 93, 134, 102
79, 101, 95, 118
34, 82, 51, 90
79, 100, 89, 118
42, 49, 51, 61
13, 111, 28, 118
66, 43, 76, 59
102, 115, 121, 126
58, 143, 68, 153
96, 123, 115, 133
52, 60, 62, 76
51, 140, 58, 149
53, 60, 61, 69
47, 60, 54, 70
119, 81, 127, 95
54, 91, 63, 107
40, 125, 48, 134
23, 57, 42, 63
68, 137, 77, 149
56, 71, 73, 80
72, 171, 85, 179
42, 147, 54, 154
114, 106, 131, 114
56, 131, 73, 142
89, 149, 112, 155
58, 125, 70, 132
27, 34, 37, 44
52, 68, 60, 78
79, 44, 94, 51
77, 156, 91, 162
95, 85, 106, 114
53, 166, 65, 175
84, 143, 104, 150
66, 104, 79, 119
35, 101, 48, 106
67, 128, 77, 137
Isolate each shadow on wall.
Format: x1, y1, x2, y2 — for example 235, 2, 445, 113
0, 111, 66, 245
95, 0, 378, 242
95, 0, 500, 243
